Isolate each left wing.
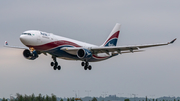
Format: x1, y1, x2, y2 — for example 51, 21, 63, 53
4, 41, 28, 49
61, 38, 177, 55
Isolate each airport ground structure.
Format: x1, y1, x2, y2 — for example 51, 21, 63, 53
0, 94, 180, 101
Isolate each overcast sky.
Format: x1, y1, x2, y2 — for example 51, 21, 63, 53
0, 0, 180, 98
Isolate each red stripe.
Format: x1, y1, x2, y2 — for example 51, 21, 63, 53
104, 31, 120, 45
27, 40, 81, 51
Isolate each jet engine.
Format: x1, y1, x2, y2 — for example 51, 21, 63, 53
23, 49, 38, 60
77, 48, 92, 60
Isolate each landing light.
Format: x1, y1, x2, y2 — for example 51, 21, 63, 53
29, 47, 35, 52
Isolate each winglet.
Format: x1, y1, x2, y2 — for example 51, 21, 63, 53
168, 38, 177, 44
4, 41, 8, 46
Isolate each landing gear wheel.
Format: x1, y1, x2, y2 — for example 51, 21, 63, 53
81, 62, 85, 66
88, 65, 92, 70
53, 66, 57, 70
51, 56, 62, 71
57, 65, 61, 70
82, 61, 92, 70
51, 62, 54, 66
84, 66, 88, 70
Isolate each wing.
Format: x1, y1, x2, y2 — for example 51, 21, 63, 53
92, 38, 177, 54
61, 38, 177, 55
4, 41, 28, 49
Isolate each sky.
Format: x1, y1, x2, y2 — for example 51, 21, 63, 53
0, 0, 180, 99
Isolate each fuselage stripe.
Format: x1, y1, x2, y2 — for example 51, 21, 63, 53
27, 40, 81, 51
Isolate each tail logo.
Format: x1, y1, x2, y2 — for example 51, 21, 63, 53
5, 41, 8, 45
104, 31, 120, 46
108, 43, 115, 46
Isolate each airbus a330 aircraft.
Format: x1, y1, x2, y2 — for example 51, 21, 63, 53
4, 23, 176, 70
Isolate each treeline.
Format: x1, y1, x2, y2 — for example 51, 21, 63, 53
1, 93, 98, 101
2, 93, 59, 101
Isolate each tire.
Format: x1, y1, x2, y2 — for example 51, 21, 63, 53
88, 65, 92, 70
84, 66, 87, 70
81, 62, 85, 66
51, 62, 54, 66
58, 65, 61, 70
53, 66, 57, 70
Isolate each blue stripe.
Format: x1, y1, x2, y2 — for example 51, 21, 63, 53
104, 38, 118, 46
44, 45, 114, 62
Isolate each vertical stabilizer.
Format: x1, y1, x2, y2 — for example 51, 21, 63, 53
101, 23, 121, 47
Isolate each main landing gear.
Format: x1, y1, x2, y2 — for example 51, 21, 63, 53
50, 56, 61, 70
81, 61, 92, 70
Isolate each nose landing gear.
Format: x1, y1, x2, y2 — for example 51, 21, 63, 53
51, 56, 61, 70
81, 61, 92, 70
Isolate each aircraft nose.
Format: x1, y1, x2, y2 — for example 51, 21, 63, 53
20, 35, 25, 42
20, 35, 29, 45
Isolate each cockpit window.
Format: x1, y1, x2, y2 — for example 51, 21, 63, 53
22, 33, 31, 36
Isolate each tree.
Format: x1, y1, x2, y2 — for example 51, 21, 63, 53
31, 93, 35, 101
36, 93, 42, 101
60, 99, 64, 101
16, 93, 23, 101
2, 98, 8, 101
71, 97, 75, 101
51, 93, 57, 101
125, 99, 130, 101
146, 96, 148, 101
45, 94, 50, 101
92, 97, 97, 101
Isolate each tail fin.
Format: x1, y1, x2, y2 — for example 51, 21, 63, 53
101, 23, 121, 47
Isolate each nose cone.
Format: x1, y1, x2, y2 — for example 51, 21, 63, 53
20, 35, 27, 45
20, 35, 36, 46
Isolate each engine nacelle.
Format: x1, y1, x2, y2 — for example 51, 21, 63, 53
23, 49, 38, 60
77, 48, 92, 60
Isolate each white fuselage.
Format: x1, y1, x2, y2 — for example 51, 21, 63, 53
20, 30, 111, 61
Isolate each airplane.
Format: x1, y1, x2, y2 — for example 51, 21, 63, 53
4, 23, 177, 70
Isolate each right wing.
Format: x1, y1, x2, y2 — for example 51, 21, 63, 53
3, 41, 28, 49
61, 38, 177, 55
92, 38, 177, 54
